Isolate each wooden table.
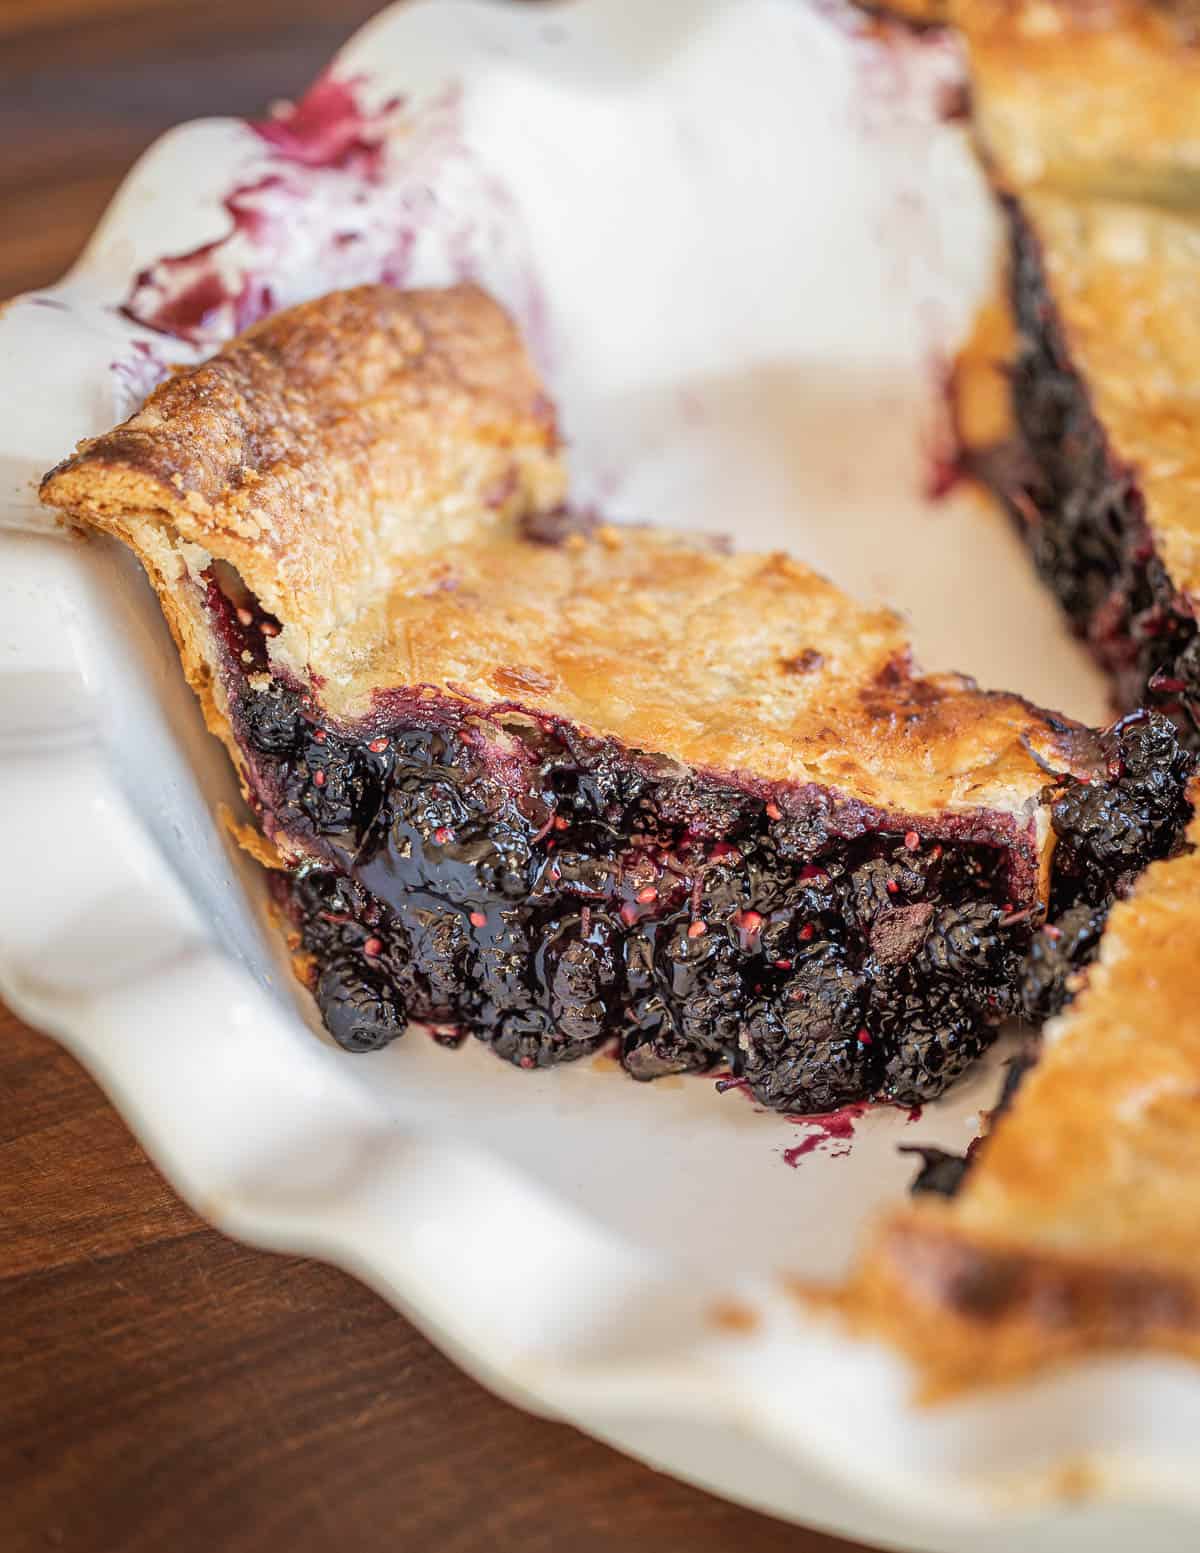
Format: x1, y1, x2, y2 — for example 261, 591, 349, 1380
0, 5, 868, 1548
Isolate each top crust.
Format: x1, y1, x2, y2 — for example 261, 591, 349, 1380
40, 283, 1085, 835
41, 284, 566, 678
892, 0, 1200, 206
822, 0, 1200, 1397
830, 793, 1200, 1396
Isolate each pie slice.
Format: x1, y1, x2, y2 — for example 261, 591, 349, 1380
916, 0, 1200, 745
38, 283, 1192, 1107
835, 790, 1200, 1395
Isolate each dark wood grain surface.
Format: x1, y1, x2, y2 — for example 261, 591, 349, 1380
0, 4, 870, 1549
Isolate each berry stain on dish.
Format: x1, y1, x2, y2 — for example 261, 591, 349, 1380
778, 1098, 922, 1168
249, 73, 400, 171
782, 1103, 869, 1166
116, 72, 552, 369
122, 74, 398, 345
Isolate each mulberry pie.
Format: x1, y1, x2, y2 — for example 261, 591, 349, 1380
38, 283, 1194, 1111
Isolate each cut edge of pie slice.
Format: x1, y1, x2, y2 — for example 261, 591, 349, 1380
825, 787, 1200, 1398
37, 282, 1189, 1103
954, 191, 1200, 737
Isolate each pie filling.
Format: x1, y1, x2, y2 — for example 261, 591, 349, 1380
980, 197, 1200, 746
904, 1040, 1039, 1197
207, 570, 1193, 1111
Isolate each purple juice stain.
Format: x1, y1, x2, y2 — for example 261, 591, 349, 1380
247, 74, 394, 172
119, 73, 394, 346
110, 69, 554, 377
781, 1101, 869, 1166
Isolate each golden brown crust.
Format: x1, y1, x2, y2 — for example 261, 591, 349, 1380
39, 284, 1085, 839
949, 284, 1017, 453
827, 1212, 1200, 1401
923, 0, 1200, 205
829, 795, 1200, 1397
41, 283, 564, 681
40, 283, 565, 810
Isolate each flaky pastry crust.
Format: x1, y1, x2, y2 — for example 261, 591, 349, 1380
883, 0, 1200, 205
40, 285, 563, 772
39, 284, 1087, 848
953, 192, 1200, 601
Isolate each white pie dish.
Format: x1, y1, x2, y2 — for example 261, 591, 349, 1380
4, 1, 1200, 1547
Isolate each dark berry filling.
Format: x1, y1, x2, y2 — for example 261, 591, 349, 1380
1023, 709, 1194, 1019
900, 1145, 974, 1199
1018, 902, 1108, 1024
902, 713, 1195, 1195
903, 1042, 1040, 1199
234, 673, 1052, 1109
232, 666, 1194, 1115
978, 197, 1200, 746
202, 536, 1192, 1113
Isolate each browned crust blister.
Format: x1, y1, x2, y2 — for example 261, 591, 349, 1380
39, 283, 1082, 838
